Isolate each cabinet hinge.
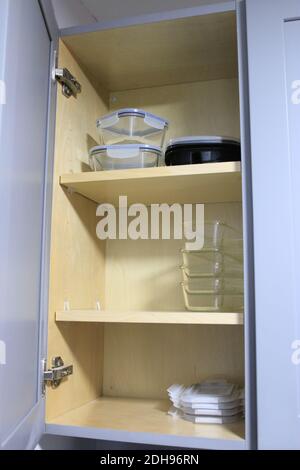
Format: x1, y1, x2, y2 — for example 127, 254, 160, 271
43, 357, 73, 394
51, 50, 81, 99
54, 68, 82, 98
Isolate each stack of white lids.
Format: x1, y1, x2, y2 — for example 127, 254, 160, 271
168, 380, 244, 424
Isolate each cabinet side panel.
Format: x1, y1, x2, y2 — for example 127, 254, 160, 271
46, 41, 108, 421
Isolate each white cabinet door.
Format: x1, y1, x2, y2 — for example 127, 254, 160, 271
0, 0, 57, 450
246, 0, 300, 449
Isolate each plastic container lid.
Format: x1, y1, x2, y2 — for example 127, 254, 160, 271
167, 136, 240, 148
97, 108, 169, 130
181, 406, 243, 417
182, 413, 243, 424
89, 144, 162, 159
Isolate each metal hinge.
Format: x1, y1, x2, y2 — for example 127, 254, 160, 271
43, 357, 73, 393
52, 58, 81, 100
51, 50, 81, 98
54, 68, 81, 98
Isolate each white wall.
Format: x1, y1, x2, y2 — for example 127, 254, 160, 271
52, 0, 228, 29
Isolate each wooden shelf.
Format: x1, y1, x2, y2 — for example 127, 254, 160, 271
47, 397, 245, 447
56, 310, 244, 325
60, 162, 242, 205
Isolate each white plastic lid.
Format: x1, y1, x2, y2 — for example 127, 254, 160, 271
97, 108, 169, 130
89, 144, 162, 159
167, 136, 240, 147
167, 381, 244, 407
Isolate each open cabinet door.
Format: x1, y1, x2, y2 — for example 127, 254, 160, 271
0, 0, 58, 450
246, 0, 300, 449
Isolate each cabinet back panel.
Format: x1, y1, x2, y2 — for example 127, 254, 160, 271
109, 78, 240, 142
103, 203, 244, 398
104, 203, 243, 311
103, 324, 244, 399
46, 41, 108, 420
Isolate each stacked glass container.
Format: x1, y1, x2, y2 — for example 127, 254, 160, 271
181, 221, 244, 312
89, 108, 169, 171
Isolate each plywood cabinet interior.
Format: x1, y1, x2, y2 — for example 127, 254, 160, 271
46, 41, 107, 420
46, 11, 247, 449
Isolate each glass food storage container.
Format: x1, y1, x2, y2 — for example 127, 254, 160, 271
181, 273, 244, 293
181, 249, 243, 278
96, 108, 169, 146
183, 220, 243, 251
181, 283, 244, 312
89, 144, 162, 171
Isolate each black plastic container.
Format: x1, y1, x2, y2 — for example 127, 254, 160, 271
165, 136, 241, 166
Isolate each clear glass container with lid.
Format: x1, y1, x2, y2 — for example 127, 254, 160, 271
96, 108, 169, 146
181, 284, 244, 312
89, 144, 162, 171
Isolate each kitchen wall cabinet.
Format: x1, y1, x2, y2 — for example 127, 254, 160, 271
0, 0, 299, 451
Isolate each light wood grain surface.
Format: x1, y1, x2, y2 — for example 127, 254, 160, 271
110, 78, 240, 141
46, 41, 108, 420
102, 203, 244, 398
62, 12, 238, 92
60, 162, 242, 205
55, 310, 244, 325
48, 18, 245, 436
48, 397, 245, 441
103, 323, 244, 399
